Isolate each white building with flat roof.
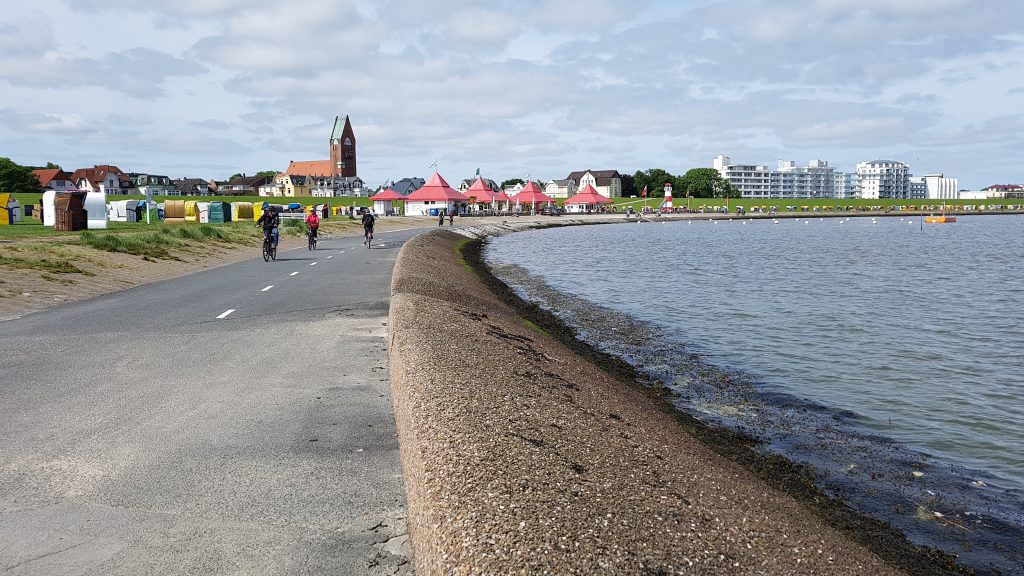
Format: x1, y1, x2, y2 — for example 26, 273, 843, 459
918, 174, 959, 200
856, 160, 911, 199
714, 155, 835, 198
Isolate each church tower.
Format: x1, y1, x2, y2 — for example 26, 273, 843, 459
329, 115, 357, 177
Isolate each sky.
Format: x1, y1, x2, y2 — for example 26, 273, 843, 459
1, 0, 1022, 190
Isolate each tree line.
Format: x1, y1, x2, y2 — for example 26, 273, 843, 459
623, 168, 738, 199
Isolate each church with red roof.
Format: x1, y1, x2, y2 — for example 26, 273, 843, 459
285, 116, 357, 178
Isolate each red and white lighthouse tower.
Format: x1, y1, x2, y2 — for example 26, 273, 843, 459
663, 181, 673, 211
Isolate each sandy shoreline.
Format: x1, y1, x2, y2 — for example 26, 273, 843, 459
387, 228, 968, 575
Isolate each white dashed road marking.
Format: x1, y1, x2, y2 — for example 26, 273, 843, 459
262, 285, 274, 292
216, 309, 235, 319
310, 262, 318, 266
326, 255, 333, 259
290, 272, 299, 276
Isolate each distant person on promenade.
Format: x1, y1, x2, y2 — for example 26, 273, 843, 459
438, 211, 445, 227
448, 211, 455, 226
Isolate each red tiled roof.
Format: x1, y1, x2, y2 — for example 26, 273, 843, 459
407, 173, 467, 202
511, 181, 554, 204
32, 168, 66, 187
370, 188, 406, 201
286, 160, 333, 177
563, 184, 612, 205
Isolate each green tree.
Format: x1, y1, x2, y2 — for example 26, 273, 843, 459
500, 178, 524, 188
679, 168, 737, 198
620, 173, 636, 197
255, 170, 278, 179
0, 157, 44, 194
633, 168, 677, 197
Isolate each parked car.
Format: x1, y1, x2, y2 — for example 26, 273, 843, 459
540, 206, 564, 216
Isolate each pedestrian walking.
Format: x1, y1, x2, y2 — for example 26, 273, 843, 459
448, 211, 454, 226
438, 211, 445, 226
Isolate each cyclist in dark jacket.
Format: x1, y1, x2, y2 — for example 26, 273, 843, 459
361, 211, 376, 245
256, 204, 280, 247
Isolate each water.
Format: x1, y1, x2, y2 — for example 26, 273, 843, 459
484, 215, 1024, 575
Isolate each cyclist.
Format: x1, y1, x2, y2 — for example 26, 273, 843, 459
305, 207, 320, 243
361, 209, 376, 245
256, 203, 280, 249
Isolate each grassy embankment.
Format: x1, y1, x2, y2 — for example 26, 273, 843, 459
0, 196, 371, 282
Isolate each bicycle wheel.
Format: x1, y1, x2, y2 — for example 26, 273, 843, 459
262, 240, 270, 262
308, 233, 313, 251
270, 243, 277, 261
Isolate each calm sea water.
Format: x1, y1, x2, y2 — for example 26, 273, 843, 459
484, 215, 1024, 574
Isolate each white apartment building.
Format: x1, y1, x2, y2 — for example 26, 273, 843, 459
714, 155, 835, 198
834, 172, 860, 199
856, 160, 910, 199
914, 174, 959, 200
713, 155, 770, 197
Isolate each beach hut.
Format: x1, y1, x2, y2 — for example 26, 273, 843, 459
107, 199, 137, 223
370, 188, 406, 216
208, 201, 231, 223
184, 201, 199, 222
404, 172, 467, 216
197, 202, 210, 223
231, 202, 254, 222
510, 181, 554, 215
53, 192, 87, 231
164, 200, 186, 224
0, 194, 22, 225
84, 192, 108, 228
562, 184, 613, 213
41, 190, 57, 226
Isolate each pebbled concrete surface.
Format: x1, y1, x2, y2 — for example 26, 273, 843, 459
388, 229, 912, 575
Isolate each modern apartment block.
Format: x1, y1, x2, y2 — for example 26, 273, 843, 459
713, 155, 835, 198
833, 172, 861, 199
855, 160, 911, 199
911, 174, 959, 200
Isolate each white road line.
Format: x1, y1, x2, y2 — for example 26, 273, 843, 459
338, 250, 345, 254
262, 285, 274, 292
290, 272, 299, 276
326, 255, 333, 259
216, 309, 235, 319
310, 262, 318, 266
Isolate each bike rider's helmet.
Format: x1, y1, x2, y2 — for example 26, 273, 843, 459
262, 202, 270, 210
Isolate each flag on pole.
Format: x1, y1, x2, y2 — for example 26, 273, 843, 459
640, 185, 647, 197
475, 167, 480, 177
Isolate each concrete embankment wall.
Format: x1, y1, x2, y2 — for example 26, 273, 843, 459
387, 229, 913, 575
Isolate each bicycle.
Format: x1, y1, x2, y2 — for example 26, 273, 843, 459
363, 227, 373, 249
262, 229, 277, 262
307, 227, 317, 251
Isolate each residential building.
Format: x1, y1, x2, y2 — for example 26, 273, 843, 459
129, 173, 176, 196
833, 172, 860, 199
389, 177, 425, 196
856, 160, 911, 199
310, 175, 366, 197
982, 184, 1023, 198
714, 155, 835, 198
567, 170, 622, 198
258, 180, 282, 197
174, 178, 213, 196
545, 178, 577, 199
713, 156, 770, 197
32, 169, 79, 192
217, 175, 271, 195
275, 173, 313, 197
285, 115, 357, 179
70, 165, 131, 195
458, 178, 499, 194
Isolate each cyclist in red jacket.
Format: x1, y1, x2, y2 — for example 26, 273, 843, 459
305, 209, 320, 241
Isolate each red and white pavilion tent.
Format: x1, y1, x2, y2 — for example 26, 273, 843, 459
562, 183, 613, 213
509, 181, 554, 214
405, 172, 468, 216
369, 188, 406, 215
463, 177, 500, 212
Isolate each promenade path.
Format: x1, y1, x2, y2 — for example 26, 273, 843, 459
0, 227, 428, 575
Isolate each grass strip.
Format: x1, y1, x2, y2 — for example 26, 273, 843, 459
0, 255, 88, 275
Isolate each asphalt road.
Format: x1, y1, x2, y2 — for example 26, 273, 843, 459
0, 229, 422, 575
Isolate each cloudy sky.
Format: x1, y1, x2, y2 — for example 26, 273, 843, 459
2, 0, 1022, 189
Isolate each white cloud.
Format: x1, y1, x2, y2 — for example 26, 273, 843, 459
1, 0, 1022, 188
